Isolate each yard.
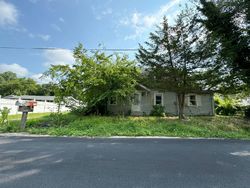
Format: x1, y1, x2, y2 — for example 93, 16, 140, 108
1, 113, 250, 139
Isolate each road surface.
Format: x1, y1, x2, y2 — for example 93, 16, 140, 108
0, 136, 250, 188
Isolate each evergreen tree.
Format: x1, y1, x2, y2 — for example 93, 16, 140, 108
198, 0, 250, 84
136, 10, 213, 119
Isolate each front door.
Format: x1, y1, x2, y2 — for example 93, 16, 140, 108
131, 92, 141, 112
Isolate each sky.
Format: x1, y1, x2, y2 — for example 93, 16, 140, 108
0, 0, 189, 83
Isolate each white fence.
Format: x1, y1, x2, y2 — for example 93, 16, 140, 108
0, 98, 70, 115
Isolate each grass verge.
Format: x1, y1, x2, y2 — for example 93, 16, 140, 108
8, 112, 52, 121
1, 113, 250, 139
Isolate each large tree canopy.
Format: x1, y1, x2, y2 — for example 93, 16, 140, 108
198, 0, 250, 84
46, 44, 140, 114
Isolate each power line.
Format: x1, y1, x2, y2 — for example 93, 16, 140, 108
0, 46, 139, 52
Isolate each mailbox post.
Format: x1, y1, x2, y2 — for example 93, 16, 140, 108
16, 100, 37, 129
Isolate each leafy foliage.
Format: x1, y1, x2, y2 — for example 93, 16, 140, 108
244, 106, 250, 119
0, 107, 10, 126
35, 83, 55, 96
0, 71, 55, 97
0, 72, 38, 97
46, 44, 140, 115
214, 94, 240, 116
3, 114, 250, 139
150, 105, 165, 117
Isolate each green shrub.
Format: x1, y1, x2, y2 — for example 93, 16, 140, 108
150, 105, 165, 117
244, 106, 250, 119
0, 107, 11, 126
215, 105, 237, 116
71, 106, 87, 115
50, 113, 65, 126
214, 95, 238, 116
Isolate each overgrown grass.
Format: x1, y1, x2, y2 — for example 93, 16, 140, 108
8, 112, 52, 120
1, 113, 250, 139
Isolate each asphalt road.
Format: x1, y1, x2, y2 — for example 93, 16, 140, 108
0, 136, 250, 188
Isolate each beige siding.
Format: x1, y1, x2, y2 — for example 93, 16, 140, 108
107, 91, 214, 116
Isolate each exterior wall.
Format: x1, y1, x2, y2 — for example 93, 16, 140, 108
140, 91, 178, 115
163, 92, 178, 115
183, 94, 214, 116
107, 100, 131, 115
105, 91, 215, 116
0, 98, 70, 115
140, 91, 152, 115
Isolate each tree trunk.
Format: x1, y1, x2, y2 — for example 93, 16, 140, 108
57, 103, 61, 113
177, 93, 186, 120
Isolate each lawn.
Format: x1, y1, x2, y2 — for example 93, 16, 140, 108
8, 112, 52, 121
1, 113, 250, 139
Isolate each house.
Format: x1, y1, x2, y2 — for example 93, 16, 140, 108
107, 85, 215, 116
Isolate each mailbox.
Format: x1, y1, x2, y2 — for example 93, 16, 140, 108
15, 100, 37, 129
16, 100, 37, 112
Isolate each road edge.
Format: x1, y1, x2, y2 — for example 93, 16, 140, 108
0, 132, 242, 140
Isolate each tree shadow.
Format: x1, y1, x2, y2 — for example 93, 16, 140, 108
0, 137, 66, 186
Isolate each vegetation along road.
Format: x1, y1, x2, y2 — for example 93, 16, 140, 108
1, 113, 250, 139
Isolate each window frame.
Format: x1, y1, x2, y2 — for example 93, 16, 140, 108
132, 93, 140, 105
188, 94, 197, 106
109, 96, 117, 105
154, 93, 164, 106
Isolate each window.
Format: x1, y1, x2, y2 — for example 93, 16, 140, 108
109, 97, 117, 105
154, 93, 163, 105
189, 95, 197, 106
132, 93, 140, 105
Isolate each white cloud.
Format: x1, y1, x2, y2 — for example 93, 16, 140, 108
59, 17, 65, 22
29, 0, 55, 3
0, 0, 18, 27
31, 73, 52, 84
92, 6, 113, 20
51, 24, 61, 32
27, 33, 52, 41
120, 0, 184, 40
29, 0, 39, 3
0, 63, 28, 77
43, 49, 75, 67
28, 33, 35, 38
38, 34, 51, 41
102, 8, 113, 15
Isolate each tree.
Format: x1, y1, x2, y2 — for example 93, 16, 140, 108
198, 0, 250, 84
136, 10, 214, 119
46, 44, 140, 115
0, 72, 38, 97
35, 83, 55, 96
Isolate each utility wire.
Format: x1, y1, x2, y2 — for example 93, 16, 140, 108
0, 46, 139, 51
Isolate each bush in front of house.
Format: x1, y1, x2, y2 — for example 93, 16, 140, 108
215, 105, 238, 116
150, 105, 165, 117
214, 95, 239, 116
244, 106, 250, 119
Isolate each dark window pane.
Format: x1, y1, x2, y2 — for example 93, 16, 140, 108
155, 95, 162, 105
189, 95, 196, 106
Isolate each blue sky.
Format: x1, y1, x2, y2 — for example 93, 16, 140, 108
0, 0, 188, 83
